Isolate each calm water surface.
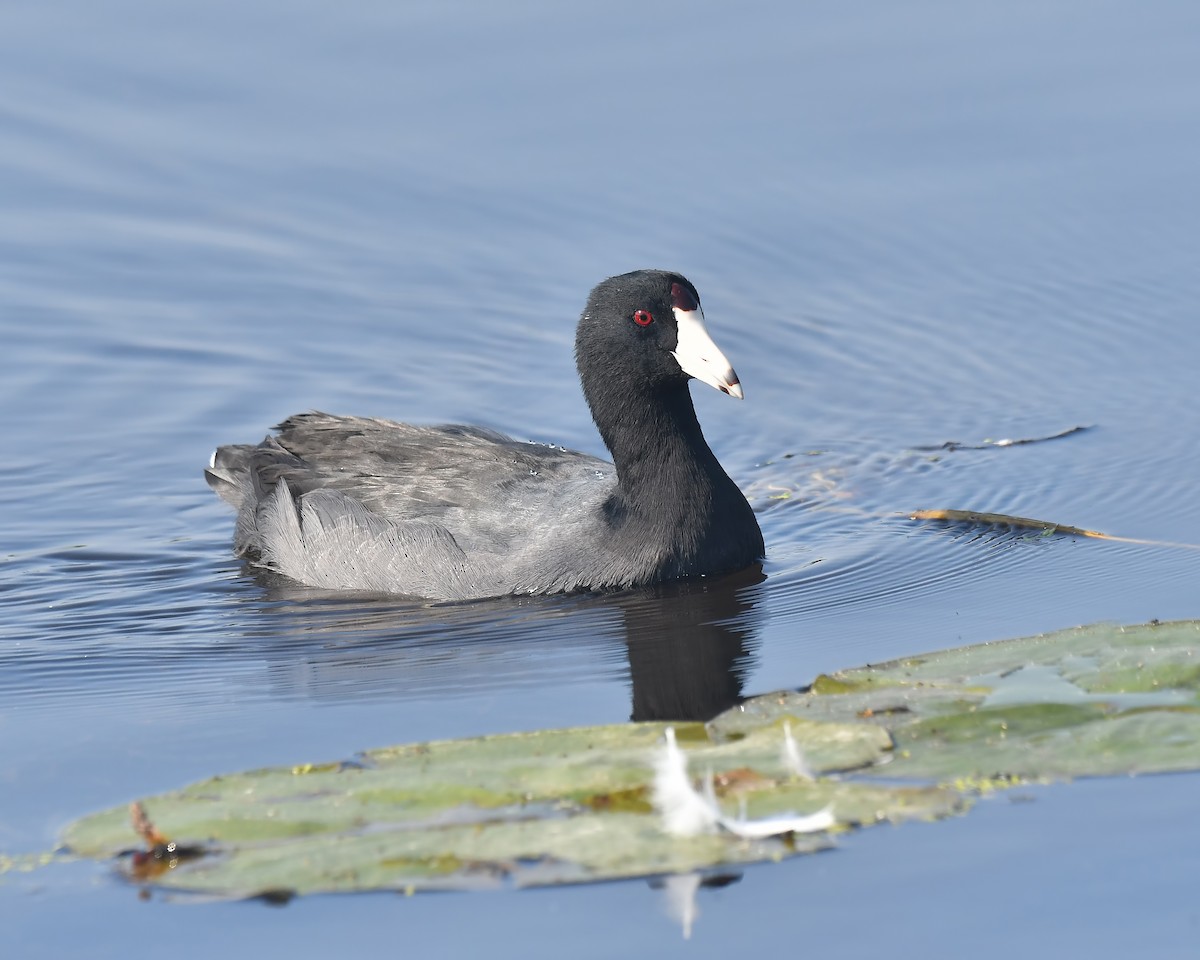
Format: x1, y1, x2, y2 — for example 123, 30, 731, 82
3, 1, 1199, 956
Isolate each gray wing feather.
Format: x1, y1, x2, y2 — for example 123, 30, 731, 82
246, 482, 475, 596
206, 412, 620, 599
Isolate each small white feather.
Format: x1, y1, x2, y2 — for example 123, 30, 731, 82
652, 728, 720, 836
652, 727, 835, 840
781, 721, 817, 781
716, 805, 836, 839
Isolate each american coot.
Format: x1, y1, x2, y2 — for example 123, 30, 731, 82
206, 270, 765, 600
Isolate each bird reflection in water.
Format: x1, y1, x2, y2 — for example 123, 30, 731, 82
242, 562, 766, 725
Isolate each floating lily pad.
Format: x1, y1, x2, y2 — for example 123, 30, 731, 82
724, 620, 1200, 781
60, 620, 1200, 897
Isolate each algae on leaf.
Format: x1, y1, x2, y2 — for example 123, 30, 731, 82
61, 620, 1200, 898
728, 620, 1200, 781
62, 717, 926, 895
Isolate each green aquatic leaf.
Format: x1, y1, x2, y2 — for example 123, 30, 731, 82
62, 717, 926, 895
60, 620, 1200, 897
725, 620, 1200, 781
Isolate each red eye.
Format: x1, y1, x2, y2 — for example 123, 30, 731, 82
633, 310, 654, 326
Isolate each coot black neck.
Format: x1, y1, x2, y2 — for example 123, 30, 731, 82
588, 378, 762, 577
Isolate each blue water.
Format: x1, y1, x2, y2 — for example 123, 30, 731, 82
3, 0, 1199, 955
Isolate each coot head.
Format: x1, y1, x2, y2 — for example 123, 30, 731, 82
575, 270, 743, 414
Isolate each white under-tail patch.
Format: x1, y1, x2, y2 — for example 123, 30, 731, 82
781, 721, 817, 781
651, 727, 835, 840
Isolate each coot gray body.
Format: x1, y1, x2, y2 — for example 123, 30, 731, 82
206, 270, 764, 600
